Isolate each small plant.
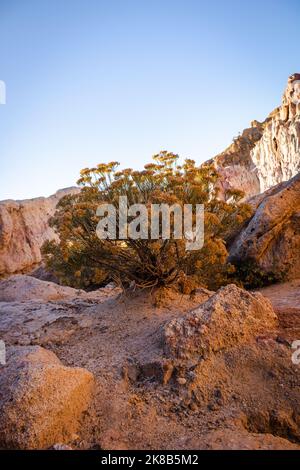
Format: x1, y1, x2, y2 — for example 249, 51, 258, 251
231, 259, 286, 289
42, 151, 252, 292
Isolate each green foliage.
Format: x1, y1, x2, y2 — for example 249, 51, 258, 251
232, 259, 286, 289
42, 151, 252, 291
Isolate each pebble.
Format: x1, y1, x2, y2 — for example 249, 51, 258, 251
177, 377, 187, 385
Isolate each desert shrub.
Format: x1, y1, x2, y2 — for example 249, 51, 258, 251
232, 259, 286, 289
42, 151, 252, 291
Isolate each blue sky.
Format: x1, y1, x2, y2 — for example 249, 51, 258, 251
0, 0, 299, 200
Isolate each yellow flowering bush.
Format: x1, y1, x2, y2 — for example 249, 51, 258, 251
42, 151, 252, 291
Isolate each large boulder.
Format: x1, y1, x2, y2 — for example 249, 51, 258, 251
0, 297, 90, 347
229, 172, 300, 280
210, 73, 300, 199
0, 275, 111, 347
0, 274, 82, 302
0, 187, 79, 276
164, 284, 277, 360
0, 345, 94, 449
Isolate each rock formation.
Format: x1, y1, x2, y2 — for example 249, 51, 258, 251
0, 275, 114, 348
212, 73, 300, 198
0, 274, 300, 450
229, 172, 300, 280
162, 282, 300, 447
0, 274, 83, 302
0, 345, 94, 449
164, 284, 277, 360
0, 187, 79, 277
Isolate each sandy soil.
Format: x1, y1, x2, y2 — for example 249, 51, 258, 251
41, 282, 300, 450
259, 279, 300, 342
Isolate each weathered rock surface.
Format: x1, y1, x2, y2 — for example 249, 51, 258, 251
259, 278, 300, 318
0, 274, 83, 302
164, 284, 277, 360
193, 428, 300, 450
0, 345, 94, 449
0, 275, 115, 347
0, 187, 79, 276
229, 172, 300, 280
0, 299, 91, 347
212, 73, 300, 198
0, 275, 299, 450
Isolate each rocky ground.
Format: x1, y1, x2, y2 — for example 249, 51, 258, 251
0, 275, 299, 450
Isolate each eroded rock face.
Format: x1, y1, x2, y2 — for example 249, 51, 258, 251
0, 274, 83, 302
0, 275, 114, 347
0, 187, 79, 276
0, 275, 299, 450
0, 345, 94, 449
212, 73, 300, 199
229, 172, 300, 280
164, 284, 277, 360
0, 300, 86, 347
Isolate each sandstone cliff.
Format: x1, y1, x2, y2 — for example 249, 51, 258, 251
229, 172, 300, 280
212, 73, 300, 198
0, 187, 79, 276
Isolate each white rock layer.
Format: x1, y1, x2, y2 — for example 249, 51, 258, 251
213, 73, 300, 198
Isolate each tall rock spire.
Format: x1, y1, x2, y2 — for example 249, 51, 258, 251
211, 73, 300, 199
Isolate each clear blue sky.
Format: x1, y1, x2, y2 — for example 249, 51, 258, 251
0, 0, 299, 200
